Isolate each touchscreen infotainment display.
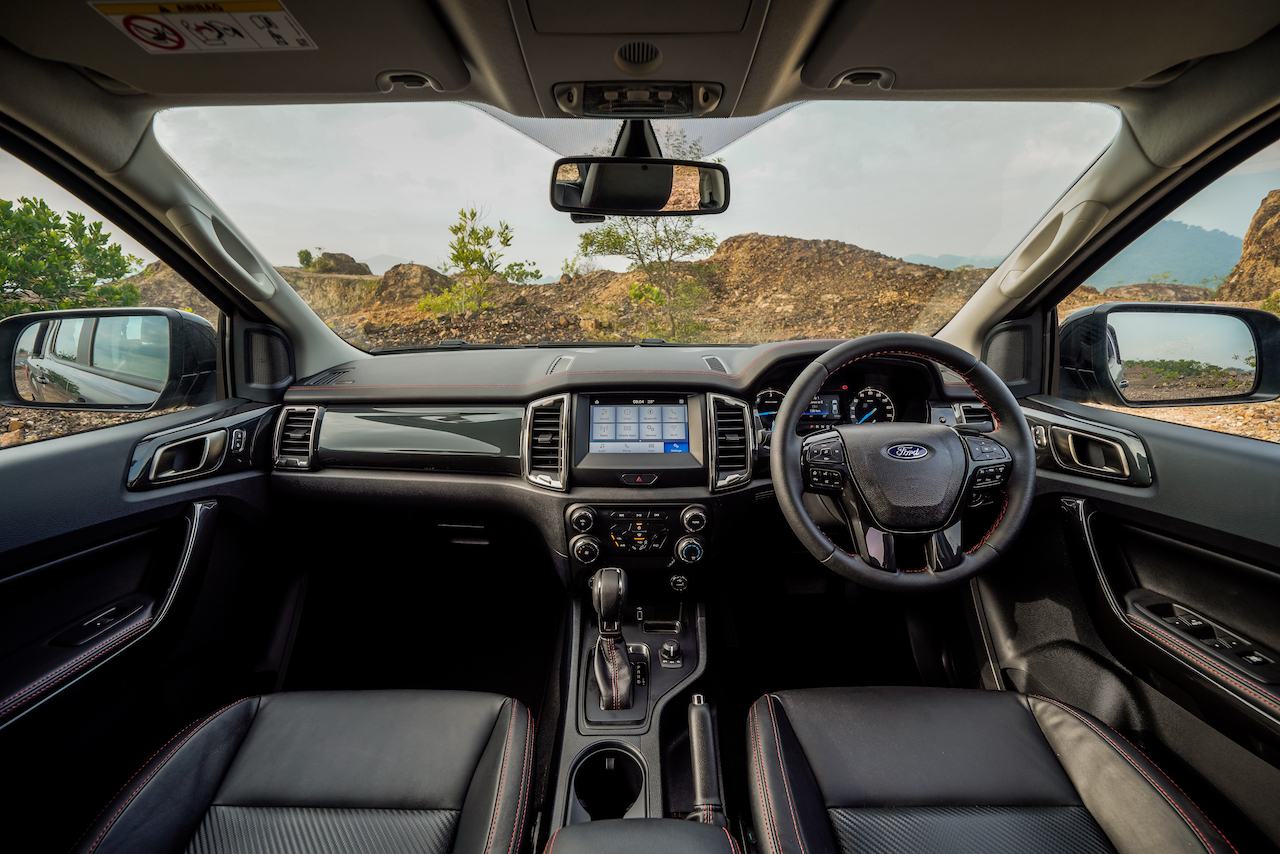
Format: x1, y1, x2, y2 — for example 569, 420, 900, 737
589, 395, 690, 454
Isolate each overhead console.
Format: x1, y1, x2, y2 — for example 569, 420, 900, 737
507, 0, 769, 119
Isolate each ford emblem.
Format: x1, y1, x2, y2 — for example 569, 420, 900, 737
887, 443, 929, 460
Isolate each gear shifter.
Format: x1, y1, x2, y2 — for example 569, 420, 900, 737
591, 568, 634, 711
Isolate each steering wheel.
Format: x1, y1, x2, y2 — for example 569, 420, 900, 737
770, 333, 1035, 591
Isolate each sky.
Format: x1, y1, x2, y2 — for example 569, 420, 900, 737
125, 100, 1122, 277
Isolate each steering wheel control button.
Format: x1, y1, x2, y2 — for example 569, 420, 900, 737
807, 467, 844, 490
972, 464, 1008, 489
680, 505, 709, 532
675, 536, 704, 564
621, 473, 658, 485
570, 507, 597, 532
964, 436, 1009, 461
572, 536, 602, 565
805, 438, 845, 464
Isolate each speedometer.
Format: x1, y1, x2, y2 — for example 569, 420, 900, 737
850, 388, 896, 424
754, 389, 786, 431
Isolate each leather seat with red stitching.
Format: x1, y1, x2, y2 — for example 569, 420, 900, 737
71, 690, 534, 854
747, 687, 1234, 854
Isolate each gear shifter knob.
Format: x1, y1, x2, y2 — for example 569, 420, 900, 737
591, 568, 627, 636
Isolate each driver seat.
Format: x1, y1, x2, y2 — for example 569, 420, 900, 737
747, 687, 1232, 854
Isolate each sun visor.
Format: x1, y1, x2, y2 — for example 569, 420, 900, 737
0, 0, 469, 95
800, 0, 1280, 91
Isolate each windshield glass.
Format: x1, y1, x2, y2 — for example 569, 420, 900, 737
154, 101, 1118, 349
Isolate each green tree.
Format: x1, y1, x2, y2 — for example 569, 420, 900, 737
434, 207, 541, 314
578, 216, 717, 340
1, 197, 142, 318
297, 248, 313, 268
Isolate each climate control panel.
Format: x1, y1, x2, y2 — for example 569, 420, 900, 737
566, 503, 711, 569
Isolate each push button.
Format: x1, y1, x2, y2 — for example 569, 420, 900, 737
621, 473, 658, 485
964, 436, 1008, 462
1240, 651, 1272, 666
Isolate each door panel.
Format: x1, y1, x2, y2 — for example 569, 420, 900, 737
982, 395, 1280, 846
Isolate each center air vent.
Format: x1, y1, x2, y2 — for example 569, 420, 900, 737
616, 41, 662, 75
274, 406, 321, 470
524, 394, 569, 490
709, 394, 752, 491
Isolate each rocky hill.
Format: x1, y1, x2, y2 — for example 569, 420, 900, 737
1216, 189, 1280, 302
1105, 282, 1210, 301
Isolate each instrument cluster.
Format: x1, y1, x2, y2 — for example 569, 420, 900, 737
752, 358, 935, 436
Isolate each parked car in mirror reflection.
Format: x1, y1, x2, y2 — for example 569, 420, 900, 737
19, 315, 179, 407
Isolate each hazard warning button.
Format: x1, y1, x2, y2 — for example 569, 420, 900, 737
621, 473, 659, 486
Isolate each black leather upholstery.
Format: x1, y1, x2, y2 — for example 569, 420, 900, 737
544, 818, 739, 854
72, 690, 534, 854
747, 687, 1235, 854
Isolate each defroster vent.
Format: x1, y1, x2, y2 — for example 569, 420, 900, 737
274, 406, 321, 470
524, 394, 569, 490
709, 394, 752, 491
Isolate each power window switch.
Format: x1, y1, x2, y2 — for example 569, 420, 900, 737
1203, 639, 1229, 651
1182, 614, 1207, 629
1221, 636, 1247, 650
1164, 617, 1189, 629
1239, 651, 1272, 667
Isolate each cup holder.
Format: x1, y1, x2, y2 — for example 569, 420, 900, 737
568, 746, 645, 824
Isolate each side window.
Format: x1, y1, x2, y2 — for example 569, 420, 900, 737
1059, 139, 1280, 444
1, 148, 223, 449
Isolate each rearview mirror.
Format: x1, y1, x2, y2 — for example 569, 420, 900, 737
1059, 303, 1280, 407
550, 157, 730, 217
0, 307, 218, 411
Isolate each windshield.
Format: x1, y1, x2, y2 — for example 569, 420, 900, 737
153, 101, 1118, 349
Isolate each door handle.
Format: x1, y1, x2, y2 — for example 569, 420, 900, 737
1049, 425, 1131, 479
149, 429, 227, 483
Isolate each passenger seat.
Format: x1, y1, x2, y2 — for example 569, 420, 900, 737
72, 690, 535, 854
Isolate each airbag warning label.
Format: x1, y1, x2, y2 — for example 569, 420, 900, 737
91, 2, 317, 53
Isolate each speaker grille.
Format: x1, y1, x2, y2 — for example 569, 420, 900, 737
248, 331, 290, 385
615, 41, 662, 75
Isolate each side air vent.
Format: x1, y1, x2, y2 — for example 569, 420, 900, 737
274, 406, 321, 470
708, 393, 753, 491
702, 355, 728, 374
305, 368, 351, 386
523, 394, 569, 490
955, 402, 994, 427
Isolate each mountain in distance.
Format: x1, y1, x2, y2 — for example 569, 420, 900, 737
1084, 219, 1242, 290
902, 253, 1005, 269
359, 254, 412, 275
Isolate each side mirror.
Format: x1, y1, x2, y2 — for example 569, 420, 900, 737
1059, 302, 1280, 407
0, 307, 218, 412
550, 157, 730, 217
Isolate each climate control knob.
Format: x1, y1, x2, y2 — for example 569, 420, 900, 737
680, 504, 709, 533
569, 506, 597, 533
675, 536, 704, 564
572, 535, 602, 565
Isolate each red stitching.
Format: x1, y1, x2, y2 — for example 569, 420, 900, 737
544, 828, 559, 854
1033, 695, 1227, 854
724, 827, 741, 854
85, 698, 249, 854
484, 700, 518, 854
0, 618, 153, 713
1128, 617, 1280, 715
751, 702, 781, 854
765, 695, 807, 854
966, 491, 1008, 554
507, 706, 533, 854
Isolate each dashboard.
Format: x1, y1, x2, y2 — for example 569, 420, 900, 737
275, 339, 989, 580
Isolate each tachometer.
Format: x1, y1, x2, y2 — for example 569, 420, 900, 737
850, 388, 896, 424
754, 389, 786, 431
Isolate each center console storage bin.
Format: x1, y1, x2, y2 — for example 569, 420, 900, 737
546, 819, 737, 854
